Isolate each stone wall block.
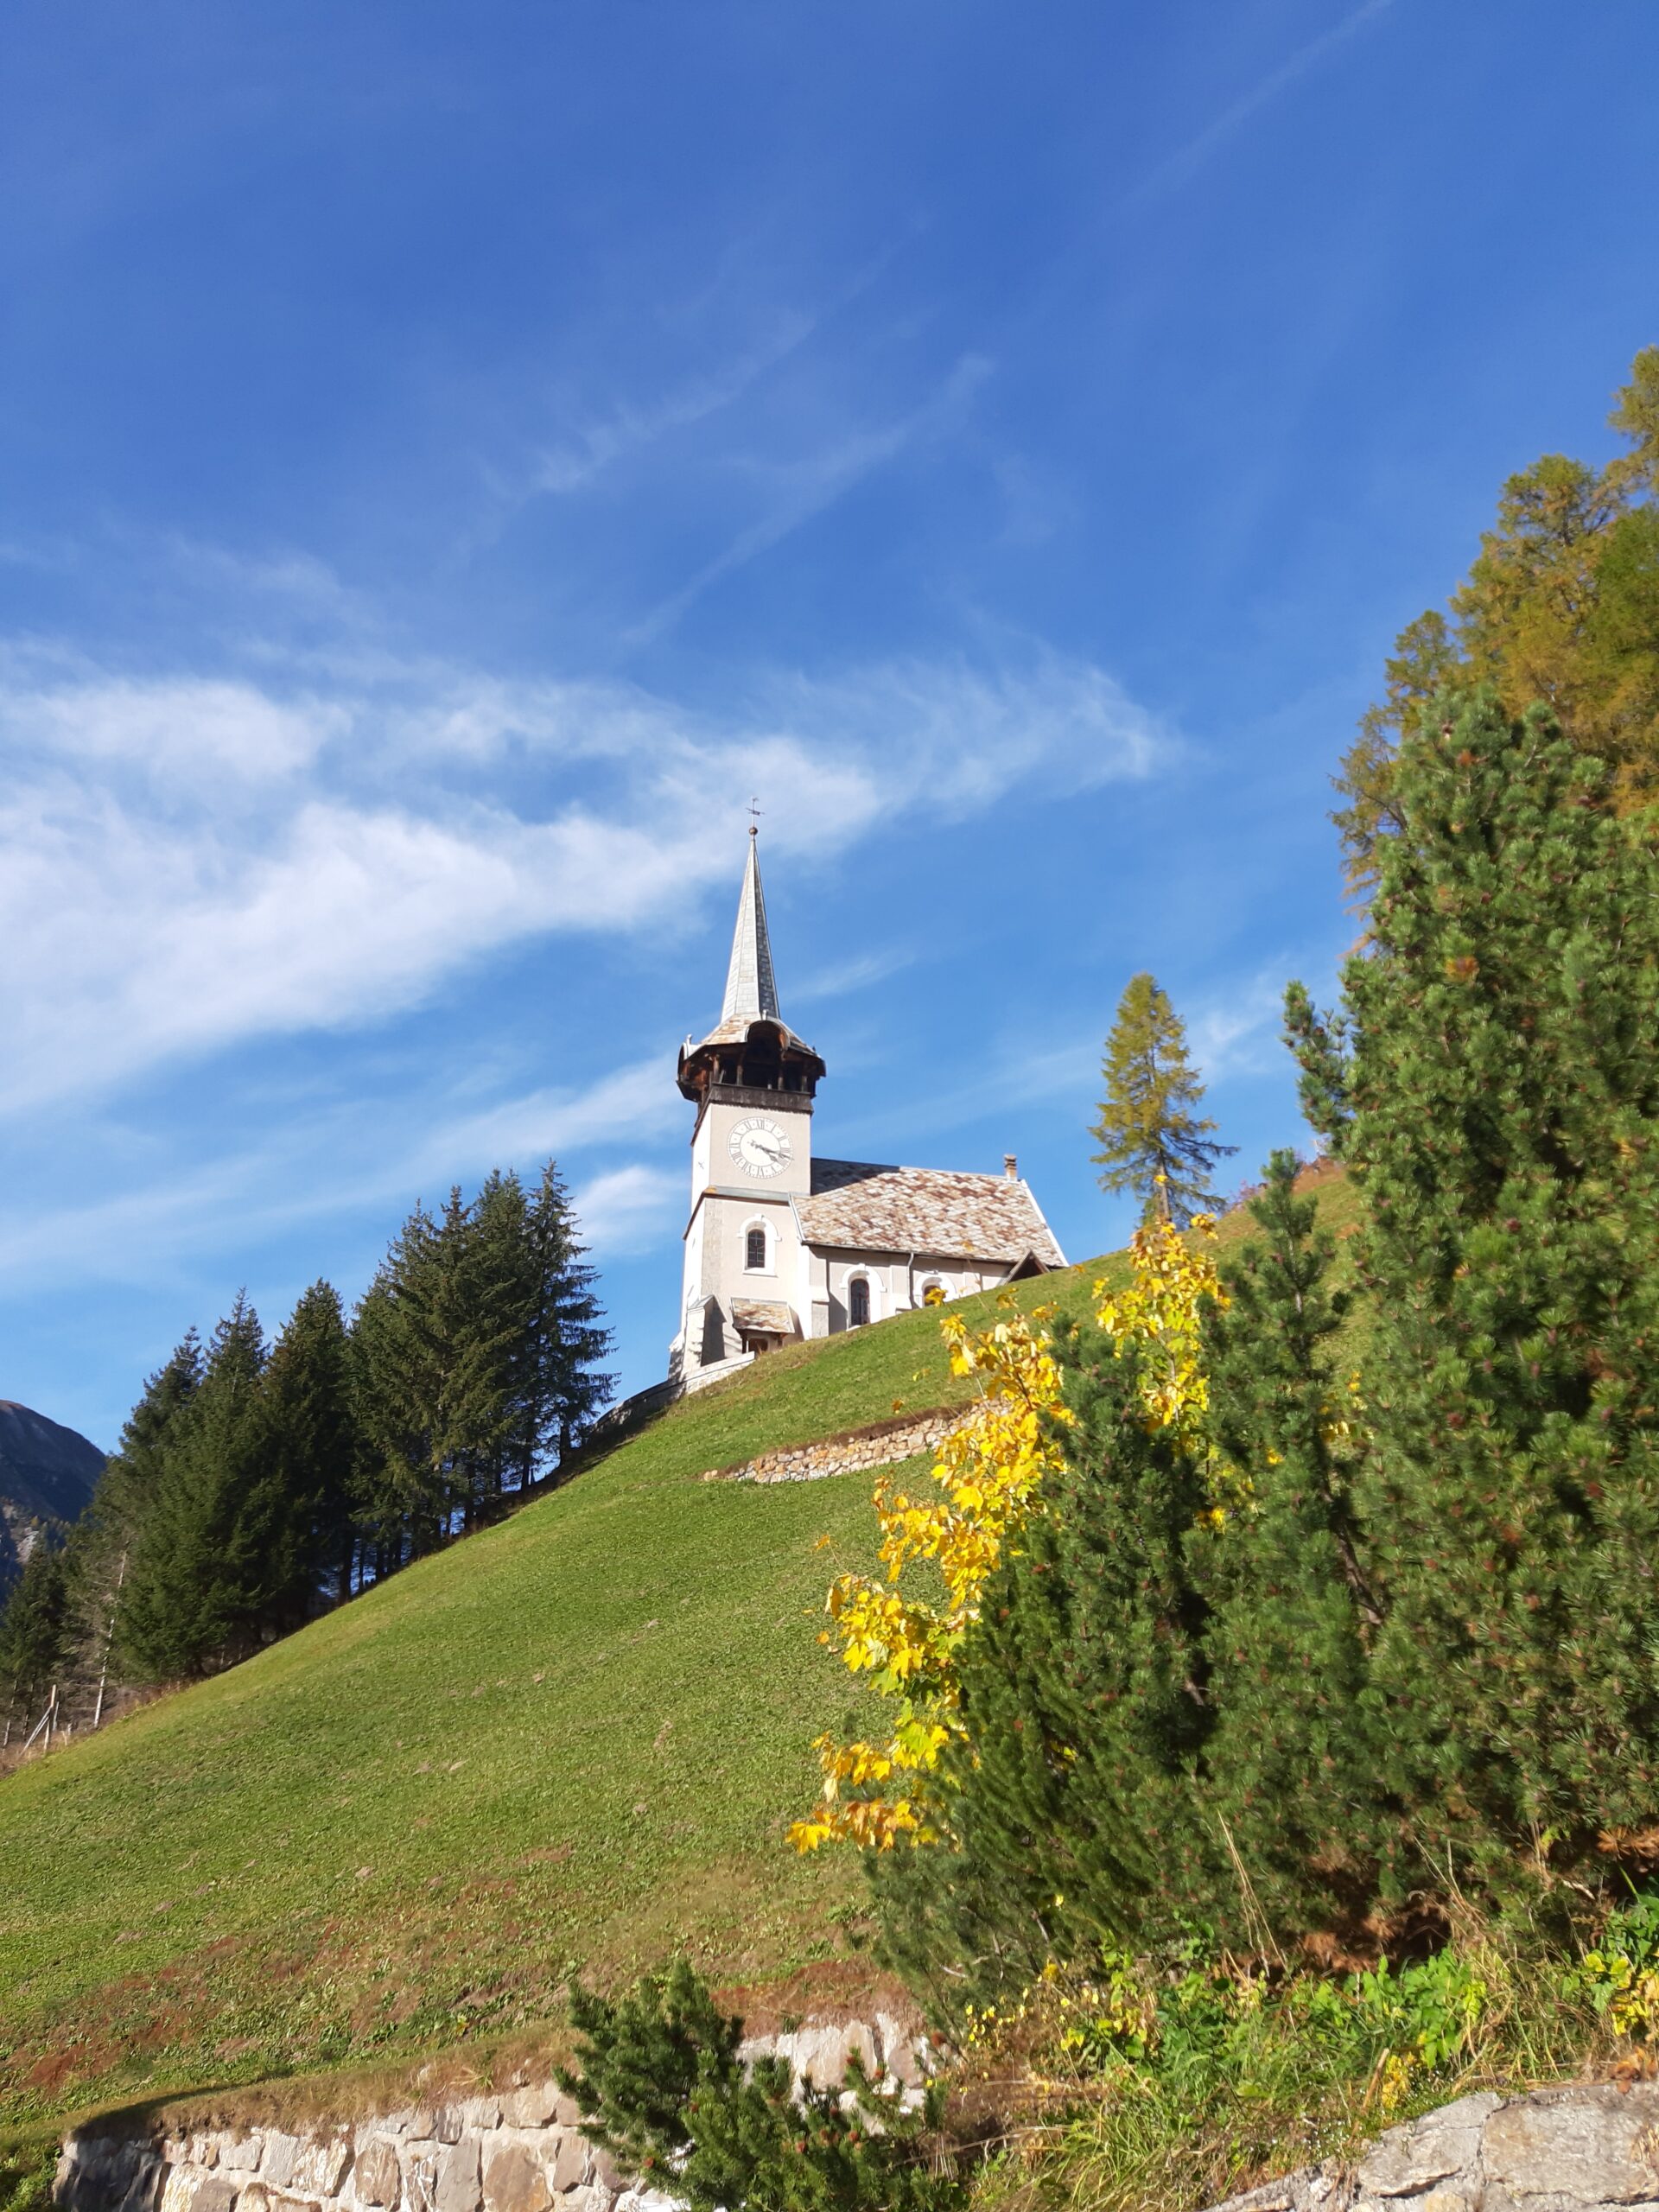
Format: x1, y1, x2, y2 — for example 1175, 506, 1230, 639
548, 2132, 587, 2195
456, 2103, 501, 2136
257, 2142, 297, 2192
258, 2136, 352, 2202
587, 2149, 623, 2198
353, 2139, 404, 2210
1356, 2094, 1498, 2199
479, 2144, 549, 2212
399, 2145, 440, 2212
433, 2139, 480, 2212
194, 2180, 241, 2212
497, 2091, 556, 2132
160, 2168, 197, 2212
1483, 2085, 1659, 2209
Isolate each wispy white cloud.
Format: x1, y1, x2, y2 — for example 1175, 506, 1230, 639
570, 1163, 683, 1255
531, 309, 822, 496
628, 353, 995, 644
0, 583, 1171, 1119
791, 949, 915, 1005
0, 1058, 684, 1290
1188, 966, 1297, 1083
1124, 0, 1395, 212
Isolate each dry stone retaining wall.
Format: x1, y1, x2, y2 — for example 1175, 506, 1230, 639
54, 2016, 929, 2212
707, 1408, 967, 1487
1208, 2082, 1659, 2212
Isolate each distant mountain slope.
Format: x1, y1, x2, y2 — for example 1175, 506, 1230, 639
0, 1401, 105, 1590
0, 1171, 1359, 2130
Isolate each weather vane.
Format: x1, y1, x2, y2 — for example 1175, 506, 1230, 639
747, 796, 763, 836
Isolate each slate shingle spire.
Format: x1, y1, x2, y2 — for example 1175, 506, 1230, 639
721, 827, 782, 1024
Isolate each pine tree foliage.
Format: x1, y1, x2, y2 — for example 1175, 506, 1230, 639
262, 1281, 358, 1612
67, 1331, 202, 1695
1336, 346, 1659, 904
1091, 972, 1236, 1226
529, 1160, 614, 1461
557, 1961, 959, 2212
1331, 690, 1659, 1889
0, 1541, 72, 1730
118, 1294, 281, 1680
870, 1159, 1376, 2005
871, 1321, 1205, 2011
352, 1161, 613, 1566
1192, 1151, 1377, 1936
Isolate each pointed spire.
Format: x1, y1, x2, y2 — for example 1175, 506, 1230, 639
721, 828, 782, 1024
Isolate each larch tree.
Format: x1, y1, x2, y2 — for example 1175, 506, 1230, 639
1336, 345, 1659, 906
1090, 971, 1235, 1227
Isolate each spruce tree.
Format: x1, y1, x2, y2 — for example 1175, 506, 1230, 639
1091, 973, 1236, 1226
1313, 689, 1659, 1891
262, 1281, 358, 1612
118, 1295, 280, 1679
68, 1331, 203, 1704
527, 1160, 613, 1468
0, 1542, 71, 1734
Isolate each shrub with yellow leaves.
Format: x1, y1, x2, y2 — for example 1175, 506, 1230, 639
791, 1202, 1226, 1854
788, 1300, 1070, 1851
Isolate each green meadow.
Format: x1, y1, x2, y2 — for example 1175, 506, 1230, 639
0, 1175, 1359, 2133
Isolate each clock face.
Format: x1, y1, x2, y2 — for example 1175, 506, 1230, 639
728, 1116, 792, 1179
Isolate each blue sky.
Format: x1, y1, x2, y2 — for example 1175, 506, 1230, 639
3, 0, 1656, 1449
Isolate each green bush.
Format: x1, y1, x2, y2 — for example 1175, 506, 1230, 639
556, 1960, 963, 2212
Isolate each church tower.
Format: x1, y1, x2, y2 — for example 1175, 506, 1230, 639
671, 831, 825, 1385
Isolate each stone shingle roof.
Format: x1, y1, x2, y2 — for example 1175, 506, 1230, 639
732, 1298, 798, 1336
800, 1160, 1065, 1268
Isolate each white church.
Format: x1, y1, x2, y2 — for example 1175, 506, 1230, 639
669, 831, 1065, 1393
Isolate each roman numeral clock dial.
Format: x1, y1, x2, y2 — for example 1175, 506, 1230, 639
728, 1116, 791, 1179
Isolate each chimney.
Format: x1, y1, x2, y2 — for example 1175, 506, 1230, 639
1003, 1154, 1018, 1180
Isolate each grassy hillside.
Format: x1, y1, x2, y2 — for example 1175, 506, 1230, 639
0, 1173, 1361, 2133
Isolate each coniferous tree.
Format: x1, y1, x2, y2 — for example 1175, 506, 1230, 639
352, 1205, 450, 1562
1336, 346, 1659, 904
1192, 1151, 1378, 1936
0, 1542, 72, 1738
873, 1159, 1382, 1998
872, 1323, 1206, 2014
68, 1331, 203, 1707
527, 1160, 613, 1468
1304, 688, 1659, 1892
1090, 972, 1236, 1226
262, 1281, 358, 1611
118, 1295, 279, 1679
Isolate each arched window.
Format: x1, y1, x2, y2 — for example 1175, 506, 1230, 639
848, 1275, 870, 1328
746, 1226, 767, 1271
